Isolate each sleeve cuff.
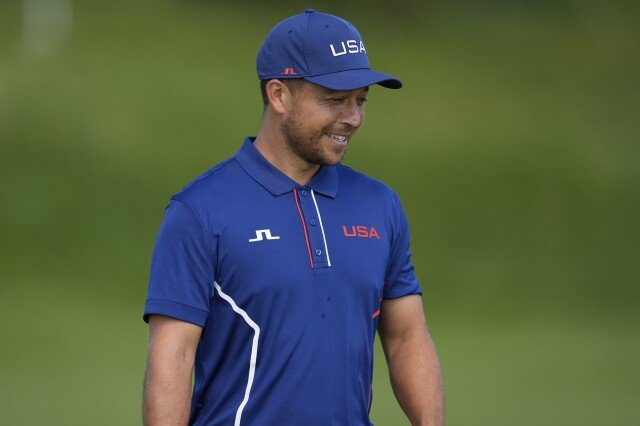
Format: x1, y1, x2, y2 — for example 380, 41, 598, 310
382, 288, 423, 300
143, 298, 209, 327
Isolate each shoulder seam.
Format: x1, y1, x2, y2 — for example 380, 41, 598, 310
178, 157, 237, 194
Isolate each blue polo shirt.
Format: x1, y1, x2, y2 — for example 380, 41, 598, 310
144, 137, 421, 425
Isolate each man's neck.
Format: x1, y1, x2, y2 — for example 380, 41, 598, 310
253, 127, 321, 187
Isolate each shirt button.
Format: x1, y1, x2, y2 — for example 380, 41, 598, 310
315, 248, 322, 256
301, 189, 308, 197
309, 219, 316, 226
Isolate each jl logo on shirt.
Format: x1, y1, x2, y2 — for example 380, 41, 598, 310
249, 229, 281, 243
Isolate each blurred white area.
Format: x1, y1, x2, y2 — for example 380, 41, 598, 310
22, 0, 73, 58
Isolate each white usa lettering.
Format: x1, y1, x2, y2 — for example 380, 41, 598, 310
330, 39, 366, 57
249, 229, 281, 243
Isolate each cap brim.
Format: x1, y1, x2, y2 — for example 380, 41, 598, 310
305, 68, 402, 91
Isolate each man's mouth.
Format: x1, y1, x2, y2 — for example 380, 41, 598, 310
325, 132, 349, 145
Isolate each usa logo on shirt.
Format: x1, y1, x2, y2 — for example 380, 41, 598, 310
342, 225, 380, 239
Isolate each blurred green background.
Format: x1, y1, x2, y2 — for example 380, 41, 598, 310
1, 0, 639, 424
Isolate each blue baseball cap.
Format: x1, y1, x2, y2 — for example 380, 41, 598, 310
257, 8, 402, 91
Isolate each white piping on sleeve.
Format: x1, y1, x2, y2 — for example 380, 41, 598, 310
213, 281, 260, 426
310, 190, 332, 267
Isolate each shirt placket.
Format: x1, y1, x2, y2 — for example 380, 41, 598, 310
293, 187, 331, 269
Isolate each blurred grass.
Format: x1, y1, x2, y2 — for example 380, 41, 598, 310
1, 1, 639, 424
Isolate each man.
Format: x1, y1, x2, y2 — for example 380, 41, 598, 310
143, 8, 444, 426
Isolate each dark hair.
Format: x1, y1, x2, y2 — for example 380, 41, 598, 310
260, 78, 307, 108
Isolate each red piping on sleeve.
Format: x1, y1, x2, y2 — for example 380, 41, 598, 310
372, 296, 383, 318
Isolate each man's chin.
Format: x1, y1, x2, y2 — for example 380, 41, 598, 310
321, 150, 346, 166
301, 144, 347, 166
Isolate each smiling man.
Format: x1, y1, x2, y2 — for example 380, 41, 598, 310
142, 9, 445, 426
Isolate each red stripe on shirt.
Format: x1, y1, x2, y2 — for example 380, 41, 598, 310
372, 296, 383, 318
293, 189, 314, 268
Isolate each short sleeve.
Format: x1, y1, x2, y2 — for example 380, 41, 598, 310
143, 199, 215, 327
383, 193, 422, 299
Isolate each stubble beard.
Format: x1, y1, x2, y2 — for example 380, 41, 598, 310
280, 106, 347, 167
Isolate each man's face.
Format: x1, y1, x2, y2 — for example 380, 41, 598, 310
280, 82, 368, 166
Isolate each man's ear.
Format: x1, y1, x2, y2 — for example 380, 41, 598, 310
265, 79, 294, 114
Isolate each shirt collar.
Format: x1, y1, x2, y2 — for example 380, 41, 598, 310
235, 137, 339, 198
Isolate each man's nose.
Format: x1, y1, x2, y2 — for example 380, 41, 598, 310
339, 100, 364, 129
